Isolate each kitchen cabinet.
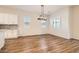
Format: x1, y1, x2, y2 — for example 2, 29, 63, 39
5, 29, 18, 39
11, 30, 18, 38
0, 14, 5, 24
0, 13, 18, 24
0, 13, 18, 39
8, 14, 18, 24
0, 31, 5, 49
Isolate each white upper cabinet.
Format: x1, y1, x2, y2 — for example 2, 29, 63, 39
0, 13, 18, 24
0, 14, 5, 24
8, 14, 18, 24
3, 14, 9, 24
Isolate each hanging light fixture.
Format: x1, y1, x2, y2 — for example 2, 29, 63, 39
37, 5, 47, 21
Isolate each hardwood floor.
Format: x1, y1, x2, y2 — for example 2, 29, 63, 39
1, 34, 79, 53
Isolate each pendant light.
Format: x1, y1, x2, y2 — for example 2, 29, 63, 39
37, 5, 47, 21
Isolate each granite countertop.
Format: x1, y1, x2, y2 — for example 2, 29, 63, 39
0, 29, 7, 32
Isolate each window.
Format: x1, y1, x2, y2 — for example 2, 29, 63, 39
53, 16, 61, 29
24, 16, 31, 29
41, 20, 48, 28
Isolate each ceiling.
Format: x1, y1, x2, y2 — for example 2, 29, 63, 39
4, 5, 67, 15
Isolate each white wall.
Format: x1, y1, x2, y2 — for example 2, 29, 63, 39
48, 6, 79, 40
48, 7, 71, 39
70, 6, 79, 39
19, 13, 46, 36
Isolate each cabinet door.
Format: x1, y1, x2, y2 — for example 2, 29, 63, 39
8, 14, 13, 24
8, 14, 14, 24
12, 15, 18, 24
0, 14, 3, 24
7, 30, 13, 38
3, 14, 9, 24
0, 32, 5, 49
9, 14, 18, 24
0, 14, 6, 24
5, 30, 12, 39
12, 30, 18, 38
0, 13, 9, 24
5, 30, 8, 39
5, 30, 18, 39
5, 30, 9, 38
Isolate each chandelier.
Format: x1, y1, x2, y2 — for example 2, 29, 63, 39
37, 5, 47, 21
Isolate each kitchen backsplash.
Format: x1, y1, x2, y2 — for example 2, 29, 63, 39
0, 25, 18, 30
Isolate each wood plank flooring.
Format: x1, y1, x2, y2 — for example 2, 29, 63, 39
1, 34, 79, 53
